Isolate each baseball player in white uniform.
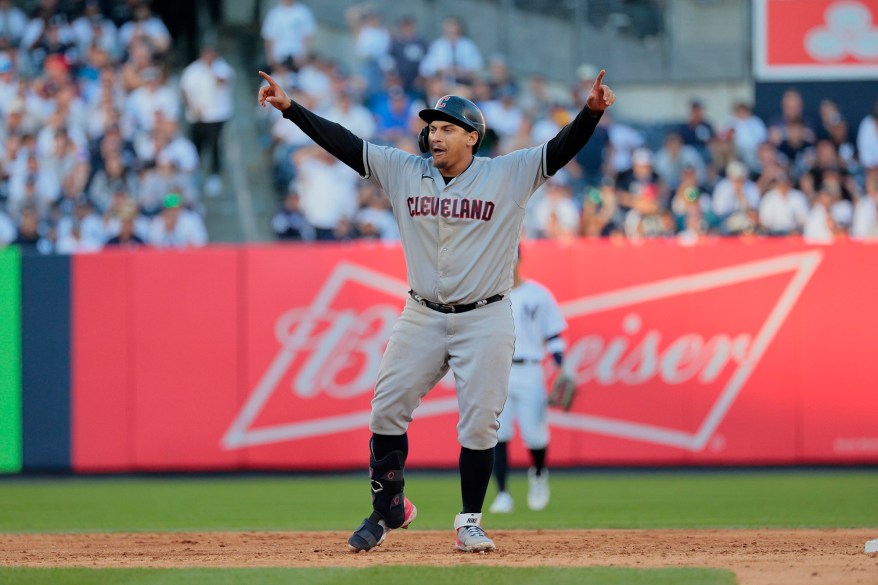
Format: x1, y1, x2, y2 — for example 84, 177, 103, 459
490, 249, 567, 514
258, 68, 615, 553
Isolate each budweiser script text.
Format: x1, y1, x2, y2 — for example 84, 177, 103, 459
275, 308, 753, 399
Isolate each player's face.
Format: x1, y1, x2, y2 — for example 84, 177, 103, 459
429, 121, 477, 172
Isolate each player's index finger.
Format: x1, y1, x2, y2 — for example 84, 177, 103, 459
593, 69, 606, 89
258, 70, 276, 87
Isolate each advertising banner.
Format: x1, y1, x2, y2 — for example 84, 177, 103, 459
754, 0, 878, 80
71, 240, 878, 471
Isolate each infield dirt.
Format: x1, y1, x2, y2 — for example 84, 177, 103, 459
2, 529, 877, 585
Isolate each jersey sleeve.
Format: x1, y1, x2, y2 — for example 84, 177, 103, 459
540, 286, 568, 354
363, 143, 425, 206
492, 144, 550, 207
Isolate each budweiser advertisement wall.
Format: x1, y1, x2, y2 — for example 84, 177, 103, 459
4, 239, 877, 472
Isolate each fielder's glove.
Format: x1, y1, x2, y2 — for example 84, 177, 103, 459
548, 372, 577, 411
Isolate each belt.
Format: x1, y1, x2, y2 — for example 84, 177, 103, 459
409, 290, 504, 314
512, 358, 541, 364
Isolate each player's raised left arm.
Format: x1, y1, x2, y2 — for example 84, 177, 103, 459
544, 68, 616, 176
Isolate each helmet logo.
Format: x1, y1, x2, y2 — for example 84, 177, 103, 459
436, 96, 451, 109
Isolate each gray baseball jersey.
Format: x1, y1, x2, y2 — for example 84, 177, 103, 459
362, 144, 549, 304
363, 143, 551, 449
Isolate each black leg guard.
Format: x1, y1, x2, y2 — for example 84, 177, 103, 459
370, 450, 406, 529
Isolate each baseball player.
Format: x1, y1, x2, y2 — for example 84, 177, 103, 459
490, 248, 567, 514
258, 68, 615, 553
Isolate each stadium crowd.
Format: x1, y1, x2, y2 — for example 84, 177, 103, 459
1, 0, 876, 254
0, 0, 218, 253
265, 1, 878, 245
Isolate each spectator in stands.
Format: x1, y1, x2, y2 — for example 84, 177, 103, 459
272, 187, 314, 241
678, 99, 714, 158
118, 2, 170, 59
768, 88, 815, 147
89, 152, 138, 213
419, 16, 483, 87
142, 116, 199, 176
479, 86, 524, 145
180, 44, 235, 197
776, 119, 814, 177
105, 200, 147, 247
852, 169, 878, 239
8, 154, 59, 219
0, 203, 14, 244
572, 110, 610, 190
387, 15, 426, 97
532, 178, 581, 241
722, 101, 767, 171
268, 89, 314, 192
124, 66, 179, 137
711, 160, 760, 235
261, 0, 315, 71
295, 52, 335, 104
371, 82, 415, 143
604, 111, 646, 177
0, 0, 27, 48
798, 139, 858, 203
616, 147, 665, 212
12, 204, 51, 254
758, 170, 809, 236
857, 98, 878, 173
120, 37, 154, 92
670, 164, 713, 232
147, 192, 207, 248
137, 155, 194, 216
519, 73, 563, 121
653, 130, 705, 191
324, 88, 376, 140
292, 144, 359, 240
676, 203, 710, 245
20, 12, 76, 75
346, 4, 391, 101
71, 1, 119, 61
749, 144, 782, 195
803, 187, 841, 243
486, 53, 517, 100
353, 181, 398, 242
580, 178, 622, 238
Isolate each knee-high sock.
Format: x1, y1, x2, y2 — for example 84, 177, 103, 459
493, 441, 509, 492
530, 446, 547, 475
371, 432, 408, 460
459, 446, 495, 514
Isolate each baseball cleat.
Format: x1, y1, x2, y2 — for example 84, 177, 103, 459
527, 467, 550, 511
347, 497, 417, 552
489, 491, 513, 514
453, 512, 496, 552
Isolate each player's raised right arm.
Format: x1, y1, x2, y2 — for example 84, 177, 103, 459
258, 71, 366, 176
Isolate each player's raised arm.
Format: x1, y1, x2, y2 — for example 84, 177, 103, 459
258, 71, 366, 175
544, 68, 616, 176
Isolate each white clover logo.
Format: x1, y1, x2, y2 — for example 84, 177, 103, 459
805, 1, 878, 61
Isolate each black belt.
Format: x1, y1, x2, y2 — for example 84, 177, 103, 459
512, 358, 541, 364
409, 290, 503, 314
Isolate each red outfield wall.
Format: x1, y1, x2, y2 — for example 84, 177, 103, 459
70, 240, 878, 472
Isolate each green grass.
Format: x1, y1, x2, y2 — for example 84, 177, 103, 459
0, 566, 735, 585
2, 470, 873, 583
1, 470, 876, 533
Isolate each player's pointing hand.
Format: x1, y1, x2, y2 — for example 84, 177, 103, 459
586, 69, 616, 113
258, 70, 292, 112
